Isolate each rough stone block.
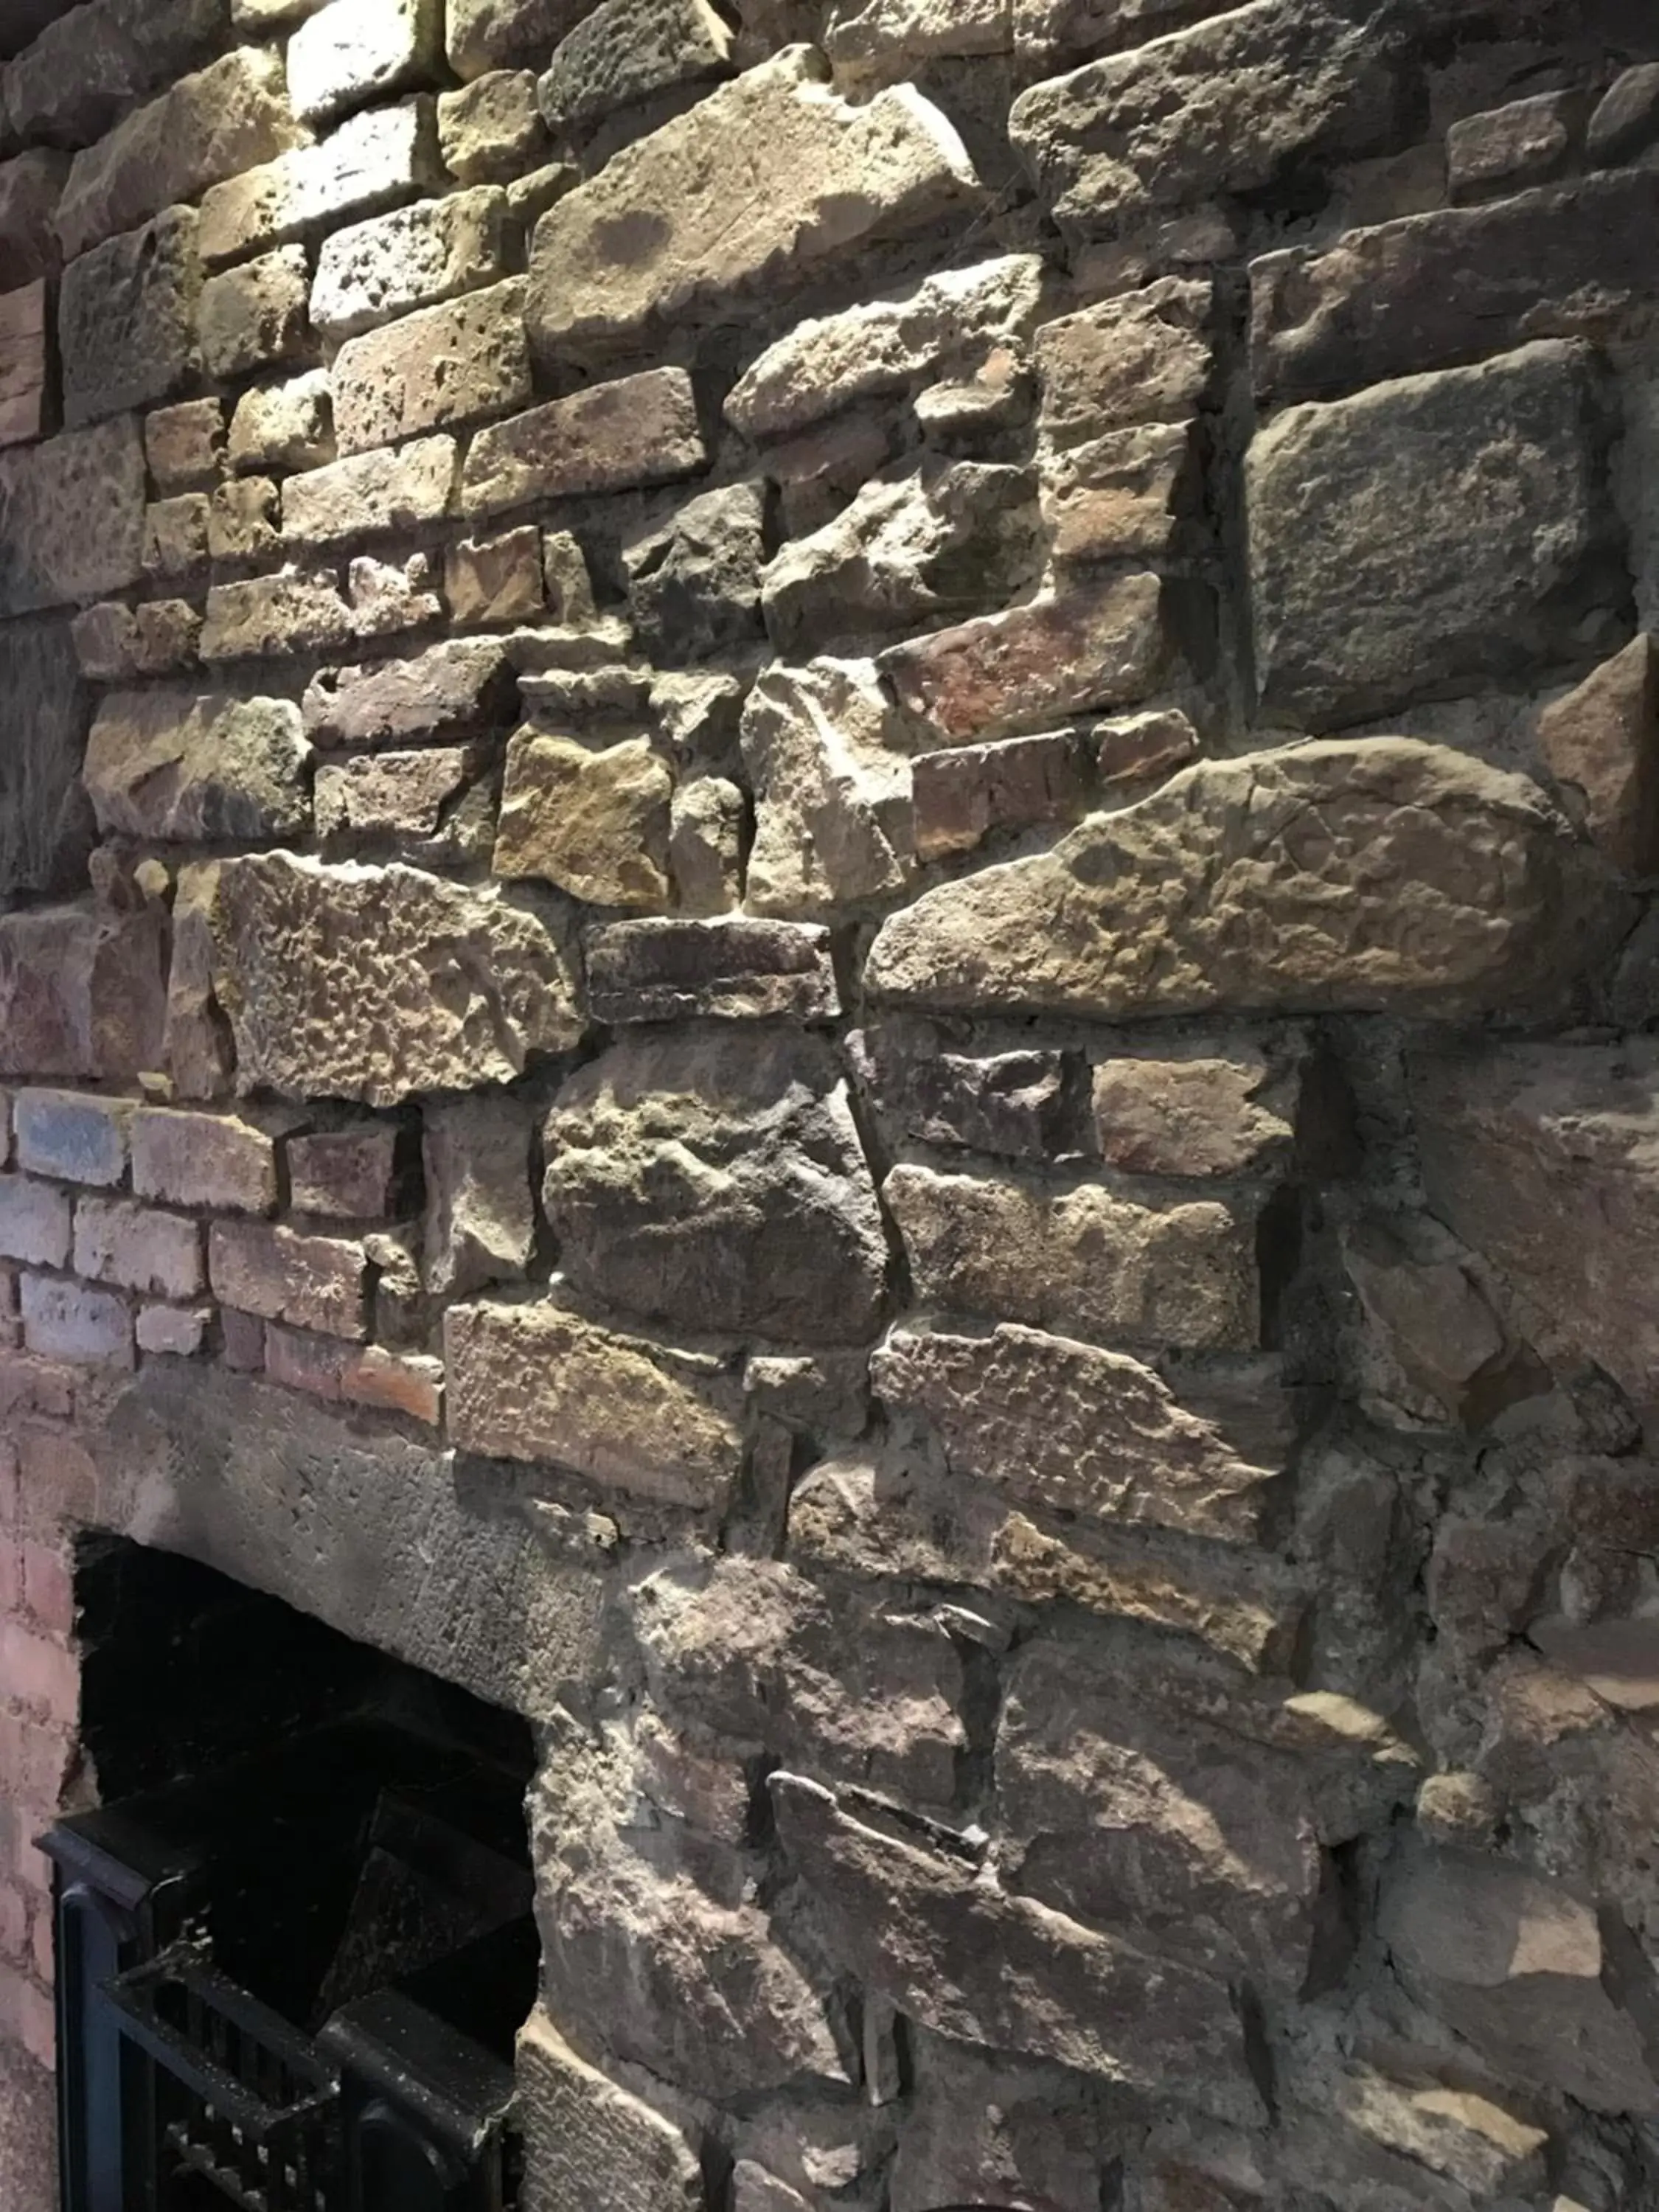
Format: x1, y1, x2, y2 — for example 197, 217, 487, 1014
494, 730, 672, 909
852, 1028, 1081, 1161
206, 476, 280, 563
198, 570, 353, 664
0, 616, 91, 902
585, 917, 840, 1024
912, 729, 1093, 858
198, 247, 310, 381
315, 745, 486, 846
227, 372, 334, 474
0, 153, 69, 290
0, 1180, 72, 1269
823, 0, 1012, 71
0, 414, 146, 616
445, 524, 543, 624
1091, 1040, 1302, 1178
447, 0, 599, 80
1041, 420, 1196, 563
55, 48, 305, 262
20, 1273, 132, 1368
73, 1197, 202, 1301
1447, 91, 1576, 203
131, 1107, 278, 1214
14, 1091, 131, 1186
0, 281, 48, 449
288, 0, 442, 125
207, 1220, 367, 1338
4, 0, 226, 153
282, 435, 456, 544
0, 902, 168, 1082
516, 2011, 703, 2212
1588, 61, 1659, 168
198, 99, 442, 268
461, 368, 705, 519
538, 0, 734, 140
445, 1297, 745, 1508
1538, 633, 1659, 875
309, 184, 507, 339
84, 689, 310, 844
132, 601, 202, 678
70, 602, 139, 681
302, 636, 513, 745
437, 70, 547, 183
59, 206, 198, 428
525, 48, 979, 352
1035, 276, 1213, 444
667, 780, 743, 917
1250, 340, 1627, 728
142, 493, 210, 580
544, 1031, 886, 1343
422, 1094, 535, 1296
332, 279, 530, 454
136, 1303, 210, 1357
288, 1126, 403, 1218
741, 656, 912, 919
143, 397, 223, 492
625, 481, 766, 665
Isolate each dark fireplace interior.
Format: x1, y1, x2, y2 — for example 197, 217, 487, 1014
47, 1538, 538, 2212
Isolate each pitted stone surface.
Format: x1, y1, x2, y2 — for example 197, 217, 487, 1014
84, 690, 311, 843
0, 414, 147, 616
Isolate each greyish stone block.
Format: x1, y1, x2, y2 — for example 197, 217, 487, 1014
536, 0, 734, 140
59, 206, 199, 428
0, 414, 147, 616
0, 615, 91, 899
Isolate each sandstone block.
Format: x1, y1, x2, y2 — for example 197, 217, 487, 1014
315, 745, 485, 846
332, 279, 530, 455
445, 1297, 745, 1508
282, 435, 456, 544
4, 0, 225, 152
131, 602, 202, 678
288, 0, 442, 126
14, 1091, 131, 1186
85, 688, 313, 848
625, 481, 766, 665
208, 1220, 367, 1338
1249, 341, 1626, 728
445, 525, 543, 625
516, 2011, 703, 2212
852, 1028, 1081, 1161
136, 1303, 210, 1357
0, 617, 91, 902
742, 658, 913, 919
912, 729, 1092, 858
0, 280, 48, 450
0, 153, 69, 290
525, 49, 979, 352
0, 902, 168, 1082
20, 1273, 132, 1368
585, 917, 839, 1024
131, 1108, 278, 1214
59, 206, 198, 428
302, 636, 513, 744
1042, 420, 1195, 564
728, 254, 1042, 443
0, 1180, 72, 1269
142, 494, 211, 581
1092, 1040, 1302, 1178
287, 1126, 403, 1219
1447, 91, 1576, 203
460, 368, 705, 519
1588, 62, 1659, 168
880, 571, 1164, 742
545, 1030, 887, 1343
144, 397, 223, 492
447, 0, 594, 78
206, 853, 584, 1105
0, 414, 146, 616
1035, 276, 1213, 443
824, 0, 1012, 71
1009, 0, 1409, 239
874, 1321, 1275, 1541
198, 100, 442, 268
422, 1093, 534, 1296
866, 738, 1626, 1021
1538, 633, 1659, 875
228, 372, 335, 474
437, 70, 548, 182
73, 1197, 202, 1301
198, 571, 352, 664
198, 247, 310, 381
310, 185, 507, 340
494, 730, 673, 909
538, 0, 734, 140
55, 49, 305, 262
667, 781, 743, 917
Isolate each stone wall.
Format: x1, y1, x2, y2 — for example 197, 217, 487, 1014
2, 1, 1659, 2207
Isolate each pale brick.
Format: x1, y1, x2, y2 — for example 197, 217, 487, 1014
13, 1091, 131, 1187
288, 0, 444, 127
207, 1219, 369, 1338
206, 477, 282, 564
333, 279, 530, 455
283, 436, 457, 545
144, 397, 224, 493
198, 99, 442, 269
72, 1196, 202, 1300
309, 185, 507, 340
199, 568, 356, 662
198, 246, 311, 381
228, 371, 335, 474
437, 69, 548, 184
0, 1180, 71, 1270
0, 415, 147, 618
445, 525, 543, 625
460, 368, 705, 519
142, 494, 210, 581
136, 1302, 212, 1356
19, 1272, 133, 1368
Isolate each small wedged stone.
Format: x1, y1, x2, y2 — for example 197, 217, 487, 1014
865, 738, 1627, 1021
525, 47, 980, 352
145, 397, 223, 493
494, 731, 673, 910
332, 279, 530, 455
437, 71, 548, 183
585, 918, 839, 1024
204, 852, 584, 1105
1009, 0, 1411, 240
1447, 91, 1576, 204
302, 636, 514, 744
84, 690, 311, 842
287, 0, 443, 127
283, 435, 457, 545
228, 372, 335, 474
310, 185, 507, 340
911, 728, 1093, 858
0, 901, 168, 1082
59, 206, 199, 428
852, 1027, 1082, 1161
0, 414, 147, 617
1091, 1037, 1304, 1177
199, 100, 443, 268
208, 477, 280, 564
315, 745, 486, 846
144, 493, 211, 580
422, 1093, 535, 1296
538, 0, 734, 140
0, 277, 46, 451
1042, 420, 1196, 563
198, 247, 310, 382
544, 1029, 887, 1344
668, 781, 744, 916
446, 1296, 745, 1508
446, 526, 544, 625
873, 1321, 1276, 1542
741, 658, 913, 919
1538, 633, 1659, 875
625, 481, 767, 666
460, 368, 706, 518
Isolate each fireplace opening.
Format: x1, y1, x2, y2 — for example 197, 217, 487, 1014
44, 1537, 538, 2212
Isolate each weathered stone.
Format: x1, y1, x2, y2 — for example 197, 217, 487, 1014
198, 247, 310, 381
1409, 1039, 1659, 1406
874, 1322, 1275, 1541
205, 853, 584, 1106
288, 0, 442, 126
74, 1197, 203, 1301
741, 658, 913, 919
131, 1107, 277, 1214
287, 1126, 403, 1218
852, 1028, 1080, 1161
1538, 633, 1659, 875
885, 1161, 1257, 1352
283, 436, 456, 546
516, 2011, 703, 2212
880, 571, 1164, 742
526, 49, 980, 352
585, 918, 840, 1024
540, 0, 733, 139
772, 1775, 1259, 2123
866, 738, 1624, 1020
0, 1178, 71, 1268
461, 369, 705, 519
0, 901, 168, 1081
228, 372, 334, 474
1035, 276, 1213, 442
200, 569, 356, 663
21, 1273, 133, 1368
315, 745, 484, 845
350, 553, 443, 643
912, 728, 1092, 858
421, 1093, 534, 1297
1009, 0, 1410, 239
1092, 1040, 1302, 1178
494, 731, 674, 911
445, 525, 543, 625
438, 70, 548, 183
0, 617, 91, 902
55, 49, 305, 262
303, 636, 513, 744
207, 477, 281, 563
310, 187, 506, 343
59, 206, 198, 428
545, 1030, 886, 1343
728, 254, 1042, 442
83, 690, 310, 844
200, 100, 443, 268
761, 460, 1039, 655
1094, 705, 1198, 788
4, 0, 225, 151
209, 1219, 368, 1338
824, 0, 1011, 71
14, 1088, 131, 1185
625, 482, 766, 666
1250, 341, 1626, 728
71, 602, 141, 681
130, 602, 201, 678
143, 493, 211, 580
447, 0, 593, 79
668, 781, 744, 917
0, 279, 47, 448
446, 1297, 744, 1507
1528, 1616, 1659, 1714
144, 397, 223, 492
137, 1303, 212, 1357
1588, 61, 1659, 168
232, 0, 331, 23
887, 2032, 1110, 2212
1042, 420, 1195, 564
0, 153, 69, 289
1380, 1849, 1659, 2115
1447, 91, 1576, 204
0, 414, 146, 616
333, 279, 529, 456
